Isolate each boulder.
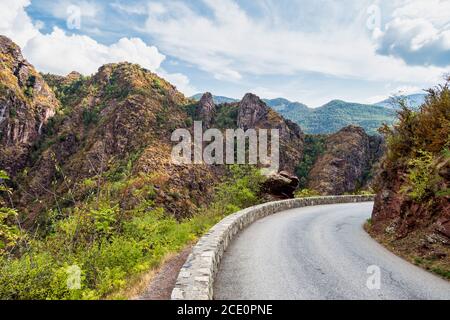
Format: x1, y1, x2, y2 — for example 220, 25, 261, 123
263, 171, 299, 198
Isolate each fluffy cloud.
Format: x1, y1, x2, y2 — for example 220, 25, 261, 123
24, 28, 165, 75
0, 0, 196, 95
376, 0, 450, 67
141, 0, 446, 84
0, 0, 39, 47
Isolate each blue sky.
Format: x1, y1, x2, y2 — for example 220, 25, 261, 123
1, 0, 449, 107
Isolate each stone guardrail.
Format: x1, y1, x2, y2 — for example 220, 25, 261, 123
171, 195, 375, 300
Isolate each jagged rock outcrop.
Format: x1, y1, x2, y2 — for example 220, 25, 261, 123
237, 93, 304, 174
197, 92, 215, 127
238, 93, 269, 130
307, 125, 383, 195
0, 35, 59, 174
11, 61, 220, 223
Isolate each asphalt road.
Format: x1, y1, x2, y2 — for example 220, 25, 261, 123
214, 202, 450, 300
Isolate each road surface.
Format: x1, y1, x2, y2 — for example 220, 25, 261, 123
214, 202, 450, 300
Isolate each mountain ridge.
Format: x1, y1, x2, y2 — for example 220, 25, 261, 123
192, 94, 404, 135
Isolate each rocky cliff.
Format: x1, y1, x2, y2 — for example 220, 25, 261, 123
15, 62, 224, 223
307, 125, 383, 195
238, 93, 304, 174
0, 35, 59, 175
197, 92, 215, 127
370, 81, 449, 278
194, 92, 304, 175
0, 36, 306, 227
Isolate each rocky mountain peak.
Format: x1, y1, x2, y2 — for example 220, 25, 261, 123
236, 93, 304, 174
0, 35, 23, 61
198, 92, 215, 126
66, 71, 82, 82
238, 93, 269, 130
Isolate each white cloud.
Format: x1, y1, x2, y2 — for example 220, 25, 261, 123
45, 0, 100, 21
391, 0, 450, 27
365, 95, 390, 104
110, 2, 147, 15
141, 0, 446, 85
376, 0, 450, 67
0, 0, 39, 47
24, 28, 165, 75
0, 0, 195, 97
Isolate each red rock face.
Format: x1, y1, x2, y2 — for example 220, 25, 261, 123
369, 85, 449, 270
372, 162, 450, 241
237, 93, 270, 131
193, 92, 304, 174
0, 35, 59, 175
237, 93, 304, 174
307, 125, 383, 195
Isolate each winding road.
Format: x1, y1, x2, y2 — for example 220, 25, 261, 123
214, 202, 450, 300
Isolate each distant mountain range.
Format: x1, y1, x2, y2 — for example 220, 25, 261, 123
191, 93, 427, 135
375, 93, 426, 109
191, 93, 239, 104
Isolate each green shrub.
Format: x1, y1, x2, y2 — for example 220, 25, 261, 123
294, 188, 321, 198
90, 205, 118, 237
296, 135, 326, 188
82, 108, 100, 126
212, 165, 265, 213
215, 104, 239, 129
0, 170, 22, 256
401, 150, 439, 201
8, 107, 17, 118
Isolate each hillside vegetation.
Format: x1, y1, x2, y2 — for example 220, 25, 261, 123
0, 35, 273, 299
369, 77, 450, 279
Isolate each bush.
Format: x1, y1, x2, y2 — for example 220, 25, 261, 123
0, 207, 20, 256
401, 150, 437, 201
294, 189, 321, 198
212, 165, 265, 214
296, 135, 326, 188
0, 170, 22, 256
82, 108, 100, 127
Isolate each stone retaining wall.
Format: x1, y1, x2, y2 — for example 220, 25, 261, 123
171, 195, 374, 300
